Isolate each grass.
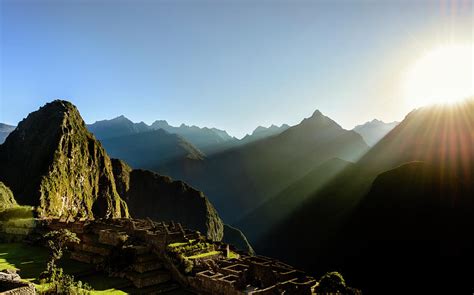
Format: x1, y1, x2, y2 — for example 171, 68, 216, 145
0, 243, 128, 294
186, 251, 221, 260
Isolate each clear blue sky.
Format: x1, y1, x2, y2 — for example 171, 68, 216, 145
1, 0, 472, 138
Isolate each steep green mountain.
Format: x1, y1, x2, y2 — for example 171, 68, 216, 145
240, 124, 290, 144
258, 99, 474, 294
0, 100, 128, 219
87, 115, 150, 140
111, 159, 223, 240
157, 110, 369, 223
352, 119, 398, 146
237, 157, 353, 241
0, 123, 15, 144
0, 182, 17, 210
150, 120, 237, 152
100, 129, 204, 169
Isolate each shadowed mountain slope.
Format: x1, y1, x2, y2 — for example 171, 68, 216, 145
237, 157, 353, 242
0, 100, 128, 219
111, 158, 224, 241
157, 110, 369, 223
258, 98, 474, 294
100, 129, 205, 169
0, 123, 15, 144
352, 119, 398, 146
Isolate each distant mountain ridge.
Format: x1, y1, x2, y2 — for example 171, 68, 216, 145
157, 109, 369, 223
353, 119, 398, 146
0, 123, 15, 144
257, 98, 474, 294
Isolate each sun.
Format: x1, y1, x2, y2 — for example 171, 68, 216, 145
403, 44, 473, 109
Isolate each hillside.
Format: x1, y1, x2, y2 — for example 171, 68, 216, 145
111, 159, 224, 241
257, 99, 474, 293
0, 100, 128, 219
157, 110, 369, 223
0, 123, 15, 144
352, 119, 398, 146
237, 157, 353, 241
100, 129, 205, 169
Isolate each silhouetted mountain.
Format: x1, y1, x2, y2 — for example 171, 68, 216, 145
157, 110, 369, 223
99, 129, 204, 169
0, 123, 15, 144
111, 159, 223, 241
352, 119, 398, 146
150, 120, 236, 151
222, 224, 255, 254
88, 116, 150, 140
258, 98, 474, 294
240, 124, 290, 144
0, 100, 128, 218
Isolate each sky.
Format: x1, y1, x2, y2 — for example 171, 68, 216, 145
1, 0, 472, 138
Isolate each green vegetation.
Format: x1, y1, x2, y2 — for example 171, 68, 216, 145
186, 251, 220, 259
0, 206, 34, 221
0, 243, 128, 294
315, 271, 360, 295
0, 182, 17, 209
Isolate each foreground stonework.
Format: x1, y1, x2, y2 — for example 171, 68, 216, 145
0, 270, 35, 295
44, 218, 326, 295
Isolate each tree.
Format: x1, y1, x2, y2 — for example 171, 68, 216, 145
41, 229, 80, 281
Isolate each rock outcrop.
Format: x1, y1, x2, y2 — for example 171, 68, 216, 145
111, 159, 223, 241
0, 100, 128, 219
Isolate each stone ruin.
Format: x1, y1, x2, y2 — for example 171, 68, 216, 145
0, 269, 36, 295
42, 217, 326, 294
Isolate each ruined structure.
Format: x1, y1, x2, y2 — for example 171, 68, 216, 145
0, 270, 36, 295
44, 218, 322, 294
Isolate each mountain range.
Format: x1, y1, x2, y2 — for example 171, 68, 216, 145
352, 119, 398, 146
255, 98, 474, 294
0, 100, 252, 252
0, 123, 15, 144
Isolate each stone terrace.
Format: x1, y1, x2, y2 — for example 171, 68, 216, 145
44, 218, 321, 294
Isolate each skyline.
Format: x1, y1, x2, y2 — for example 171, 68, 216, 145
1, 0, 472, 137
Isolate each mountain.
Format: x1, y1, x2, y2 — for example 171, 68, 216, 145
111, 159, 223, 241
257, 98, 474, 293
99, 129, 205, 169
336, 162, 474, 293
240, 124, 290, 144
88, 116, 150, 140
0, 100, 128, 219
237, 157, 353, 241
156, 110, 369, 223
0, 123, 15, 144
352, 119, 398, 146
0, 182, 17, 210
150, 120, 236, 152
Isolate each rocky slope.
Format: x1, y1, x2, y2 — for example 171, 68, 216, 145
0, 100, 128, 219
0, 182, 17, 210
111, 159, 224, 241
